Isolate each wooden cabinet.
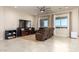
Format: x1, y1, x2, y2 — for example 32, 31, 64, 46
21, 31, 28, 36
17, 27, 35, 37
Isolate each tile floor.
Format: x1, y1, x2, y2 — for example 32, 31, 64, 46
0, 35, 79, 52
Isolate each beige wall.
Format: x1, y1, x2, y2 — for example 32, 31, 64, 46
71, 8, 79, 36
0, 7, 35, 40
0, 7, 5, 40
33, 15, 39, 30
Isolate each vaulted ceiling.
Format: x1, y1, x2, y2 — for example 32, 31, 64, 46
9, 6, 78, 15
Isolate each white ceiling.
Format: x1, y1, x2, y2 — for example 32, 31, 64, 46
10, 6, 78, 15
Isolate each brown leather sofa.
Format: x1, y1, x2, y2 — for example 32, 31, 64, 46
35, 27, 54, 41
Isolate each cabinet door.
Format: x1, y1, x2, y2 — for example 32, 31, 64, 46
21, 31, 26, 36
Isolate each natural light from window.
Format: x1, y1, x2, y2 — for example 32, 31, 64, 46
55, 16, 68, 27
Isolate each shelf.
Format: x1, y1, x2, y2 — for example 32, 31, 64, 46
5, 30, 16, 39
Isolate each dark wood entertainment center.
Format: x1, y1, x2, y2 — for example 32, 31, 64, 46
5, 20, 35, 39
17, 27, 35, 37
17, 20, 35, 37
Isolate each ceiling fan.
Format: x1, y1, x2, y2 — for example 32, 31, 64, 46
37, 6, 52, 13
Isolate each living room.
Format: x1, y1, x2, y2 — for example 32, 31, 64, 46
0, 6, 79, 52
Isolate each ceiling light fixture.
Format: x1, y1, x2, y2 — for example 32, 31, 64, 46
40, 10, 44, 12
40, 7, 45, 13
37, 6, 50, 13
40, 9, 45, 13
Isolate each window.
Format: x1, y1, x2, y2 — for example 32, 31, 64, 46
55, 16, 68, 28
40, 19, 48, 27
26, 21, 31, 27
43, 20, 48, 27
55, 19, 61, 27
61, 18, 67, 27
